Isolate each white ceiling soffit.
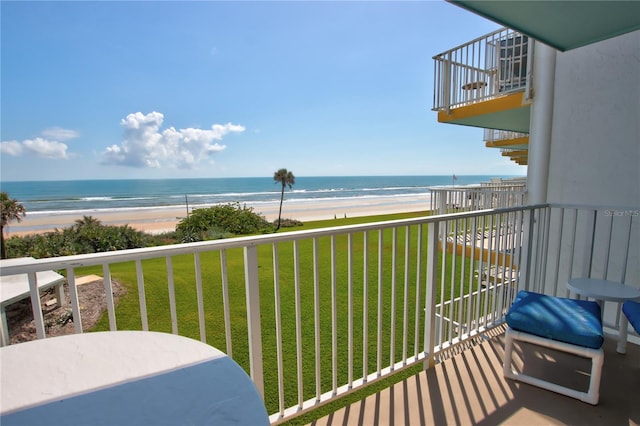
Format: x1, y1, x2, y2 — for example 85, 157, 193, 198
450, 0, 640, 51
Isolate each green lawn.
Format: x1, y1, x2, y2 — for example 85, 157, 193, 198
77, 211, 478, 419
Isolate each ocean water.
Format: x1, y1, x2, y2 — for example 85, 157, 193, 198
2, 175, 516, 216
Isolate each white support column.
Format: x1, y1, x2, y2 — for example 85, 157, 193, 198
527, 42, 557, 204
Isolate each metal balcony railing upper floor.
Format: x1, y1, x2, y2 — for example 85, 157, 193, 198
484, 129, 529, 142
1, 203, 638, 424
433, 27, 531, 112
479, 176, 527, 187
429, 178, 527, 214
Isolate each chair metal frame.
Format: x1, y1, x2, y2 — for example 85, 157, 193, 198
503, 327, 604, 405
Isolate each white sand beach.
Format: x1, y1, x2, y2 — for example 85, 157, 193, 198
5, 194, 431, 237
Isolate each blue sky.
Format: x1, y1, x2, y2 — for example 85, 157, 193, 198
1, 1, 523, 181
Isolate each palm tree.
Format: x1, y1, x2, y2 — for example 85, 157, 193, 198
74, 215, 102, 229
273, 168, 295, 231
1, 192, 27, 259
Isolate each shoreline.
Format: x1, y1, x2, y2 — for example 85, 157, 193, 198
5, 194, 432, 237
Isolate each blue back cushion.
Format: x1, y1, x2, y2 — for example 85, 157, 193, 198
506, 290, 603, 349
623, 300, 640, 333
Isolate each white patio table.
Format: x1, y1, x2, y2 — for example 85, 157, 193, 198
567, 277, 640, 354
0, 331, 269, 425
0, 257, 66, 346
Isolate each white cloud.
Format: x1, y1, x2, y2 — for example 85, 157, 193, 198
1, 126, 79, 159
0, 140, 23, 156
0, 138, 69, 159
41, 127, 80, 141
23, 138, 69, 159
101, 111, 245, 169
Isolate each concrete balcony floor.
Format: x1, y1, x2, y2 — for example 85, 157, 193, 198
312, 325, 640, 425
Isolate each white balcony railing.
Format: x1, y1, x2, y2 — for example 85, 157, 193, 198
484, 129, 529, 142
1, 204, 637, 424
429, 180, 527, 214
433, 28, 531, 112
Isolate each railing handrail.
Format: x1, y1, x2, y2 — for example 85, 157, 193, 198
429, 185, 526, 190
547, 203, 640, 211
432, 26, 512, 59
0, 204, 545, 276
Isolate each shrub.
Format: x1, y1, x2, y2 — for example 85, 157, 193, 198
4, 217, 158, 258
176, 203, 273, 241
274, 218, 303, 228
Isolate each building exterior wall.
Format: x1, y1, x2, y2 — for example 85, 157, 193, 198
536, 31, 639, 298
545, 30, 640, 207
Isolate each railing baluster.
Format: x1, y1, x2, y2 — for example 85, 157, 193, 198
457, 217, 467, 336
550, 209, 564, 295
567, 208, 579, 286
165, 256, 178, 335
377, 229, 384, 377
402, 226, 410, 365
480, 216, 489, 326
468, 216, 479, 333
389, 227, 398, 370
487, 214, 496, 323
424, 221, 439, 368
435, 58, 441, 111
244, 245, 264, 398
66, 269, 83, 334
272, 244, 285, 417
414, 224, 423, 359
135, 259, 148, 331
540, 206, 552, 293
506, 211, 517, 305
331, 235, 338, 394
438, 219, 448, 347
362, 231, 369, 382
27, 272, 46, 339
449, 218, 457, 344
293, 240, 303, 408
496, 212, 507, 319
347, 233, 354, 388
512, 209, 524, 298
313, 238, 322, 399
193, 253, 205, 342
443, 56, 451, 112
102, 264, 117, 331
220, 250, 232, 356
531, 208, 545, 292
603, 211, 614, 279
620, 214, 634, 283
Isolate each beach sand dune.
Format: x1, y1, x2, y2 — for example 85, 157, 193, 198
6, 195, 431, 237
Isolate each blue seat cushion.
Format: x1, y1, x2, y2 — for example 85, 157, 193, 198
623, 300, 640, 333
506, 290, 603, 349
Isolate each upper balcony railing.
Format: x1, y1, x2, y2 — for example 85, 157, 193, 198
484, 129, 529, 142
433, 27, 531, 112
1, 203, 637, 424
429, 178, 527, 214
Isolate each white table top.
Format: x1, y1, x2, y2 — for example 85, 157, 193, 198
0, 331, 269, 425
0, 257, 65, 307
567, 278, 640, 302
